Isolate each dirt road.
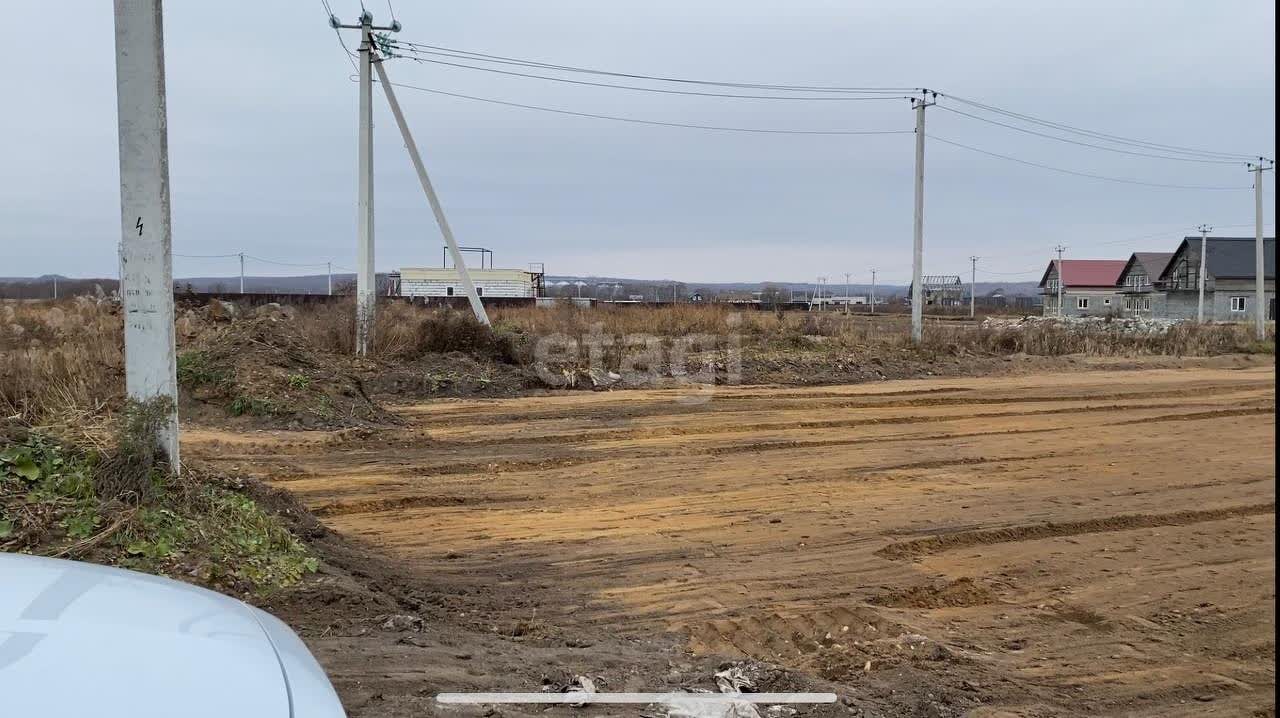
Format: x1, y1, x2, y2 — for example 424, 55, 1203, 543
188, 362, 1275, 716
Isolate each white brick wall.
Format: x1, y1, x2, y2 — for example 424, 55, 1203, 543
398, 267, 538, 298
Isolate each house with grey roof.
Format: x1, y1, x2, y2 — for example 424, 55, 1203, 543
1156, 236, 1275, 321
1116, 252, 1174, 317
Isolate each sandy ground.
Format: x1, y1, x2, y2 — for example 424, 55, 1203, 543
186, 360, 1276, 717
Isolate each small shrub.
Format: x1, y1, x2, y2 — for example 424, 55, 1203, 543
287, 373, 311, 390
93, 397, 173, 504
177, 350, 231, 389
230, 395, 275, 417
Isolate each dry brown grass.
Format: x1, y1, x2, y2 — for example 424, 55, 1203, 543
3, 299, 1271, 432
1, 299, 125, 434
492, 304, 1273, 358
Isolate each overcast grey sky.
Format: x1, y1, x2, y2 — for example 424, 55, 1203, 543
2, 1, 1274, 284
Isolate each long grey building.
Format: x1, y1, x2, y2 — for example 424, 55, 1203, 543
1156, 237, 1275, 321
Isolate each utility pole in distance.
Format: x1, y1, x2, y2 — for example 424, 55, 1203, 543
870, 269, 876, 315
1197, 224, 1212, 322
969, 256, 978, 319
910, 91, 936, 343
1249, 159, 1274, 339
327, 261, 333, 296
113, 0, 179, 468
1054, 245, 1067, 317
238, 252, 245, 294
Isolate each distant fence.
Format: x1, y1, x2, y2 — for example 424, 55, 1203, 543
174, 291, 537, 310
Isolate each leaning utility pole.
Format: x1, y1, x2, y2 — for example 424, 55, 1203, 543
1054, 245, 1067, 317
1197, 224, 1211, 322
373, 58, 490, 325
113, 0, 179, 468
1249, 160, 1273, 340
969, 256, 978, 319
910, 92, 935, 343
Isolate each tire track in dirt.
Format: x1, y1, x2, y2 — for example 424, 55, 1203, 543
875, 502, 1276, 560
312, 493, 539, 518
1114, 406, 1275, 425
410, 382, 1272, 429
430, 399, 1237, 447
270, 402, 1265, 486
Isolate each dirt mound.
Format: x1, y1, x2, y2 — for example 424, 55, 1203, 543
178, 316, 394, 429
2, 424, 318, 597
870, 577, 996, 608
361, 351, 534, 400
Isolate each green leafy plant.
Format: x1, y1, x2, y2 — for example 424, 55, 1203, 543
230, 395, 275, 417
2, 423, 317, 594
176, 350, 231, 389
287, 373, 311, 390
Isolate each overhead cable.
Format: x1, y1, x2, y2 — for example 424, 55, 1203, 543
382, 47, 912, 102
381, 79, 913, 135
928, 135, 1252, 191
939, 93, 1260, 161
386, 39, 919, 94
935, 104, 1244, 164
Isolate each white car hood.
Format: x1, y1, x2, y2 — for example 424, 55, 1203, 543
0, 554, 342, 718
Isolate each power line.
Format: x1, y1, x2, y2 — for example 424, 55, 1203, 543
174, 252, 241, 259
386, 39, 919, 94
380, 79, 914, 136
383, 41, 1264, 165
244, 254, 335, 268
928, 134, 1252, 190
939, 93, 1260, 161
934, 104, 1244, 164
977, 267, 1044, 276
382, 45, 912, 102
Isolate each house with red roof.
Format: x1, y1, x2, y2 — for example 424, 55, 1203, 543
1038, 259, 1127, 317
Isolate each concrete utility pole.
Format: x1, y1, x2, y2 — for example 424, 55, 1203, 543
910, 92, 935, 343
870, 269, 876, 315
113, 0, 179, 468
355, 13, 375, 351
1054, 245, 1067, 317
844, 272, 851, 315
238, 252, 245, 294
373, 59, 490, 325
331, 11, 403, 348
52, 275, 58, 300
969, 256, 978, 319
327, 261, 333, 296
1197, 224, 1212, 323
1250, 160, 1273, 339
